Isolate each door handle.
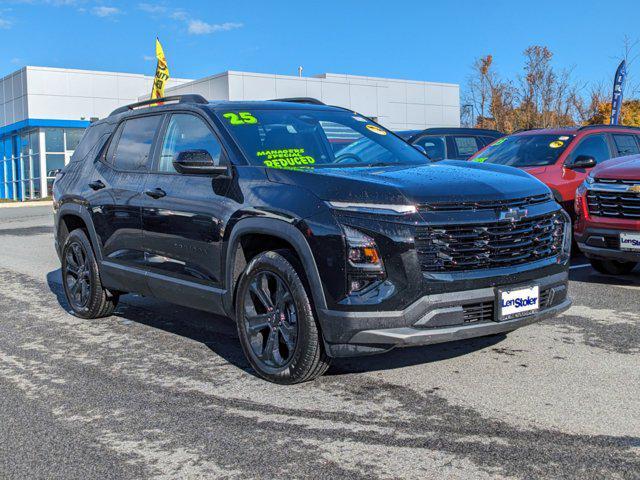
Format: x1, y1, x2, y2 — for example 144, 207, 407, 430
88, 180, 105, 190
145, 188, 166, 199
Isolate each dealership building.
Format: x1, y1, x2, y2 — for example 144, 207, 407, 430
0, 66, 460, 201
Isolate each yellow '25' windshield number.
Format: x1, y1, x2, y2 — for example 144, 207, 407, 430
223, 112, 258, 125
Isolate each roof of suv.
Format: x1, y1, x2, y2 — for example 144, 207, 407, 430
398, 127, 503, 140
513, 125, 640, 136
109, 95, 347, 119
206, 100, 344, 112
513, 128, 578, 136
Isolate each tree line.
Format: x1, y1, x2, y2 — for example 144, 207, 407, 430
462, 44, 640, 133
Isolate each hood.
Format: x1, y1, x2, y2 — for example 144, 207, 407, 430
592, 155, 640, 180
522, 166, 548, 176
265, 160, 550, 206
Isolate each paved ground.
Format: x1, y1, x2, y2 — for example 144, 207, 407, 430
0, 206, 638, 479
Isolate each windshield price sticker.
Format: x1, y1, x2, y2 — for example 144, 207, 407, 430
366, 124, 387, 135
257, 148, 316, 169
549, 140, 564, 148
223, 112, 258, 125
472, 157, 488, 163
491, 137, 507, 147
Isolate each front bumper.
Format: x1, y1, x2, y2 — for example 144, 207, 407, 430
319, 271, 570, 357
576, 227, 640, 263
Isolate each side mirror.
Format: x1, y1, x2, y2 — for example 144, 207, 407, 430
566, 155, 596, 170
173, 150, 229, 176
413, 144, 428, 155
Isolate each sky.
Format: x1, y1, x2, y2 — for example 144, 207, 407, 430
1, 0, 640, 95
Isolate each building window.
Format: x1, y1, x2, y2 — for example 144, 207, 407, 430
65, 129, 84, 151
0, 126, 87, 200
45, 128, 65, 153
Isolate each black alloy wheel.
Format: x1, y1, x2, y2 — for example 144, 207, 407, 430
64, 241, 92, 310
235, 250, 331, 384
61, 229, 119, 319
243, 271, 298, 368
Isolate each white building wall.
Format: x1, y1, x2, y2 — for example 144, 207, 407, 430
0, 68, 29, 127
0, 66, 193, 128
0, 66, 460, 130
165, 71, 460, 130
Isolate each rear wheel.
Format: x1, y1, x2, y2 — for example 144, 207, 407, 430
235, 250, 331, 384
589, 258, 637, 275
61, 229, 119, 318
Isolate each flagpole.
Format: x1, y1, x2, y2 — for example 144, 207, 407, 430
610, 60, 626, 125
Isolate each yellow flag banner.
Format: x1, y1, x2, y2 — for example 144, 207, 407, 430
151, 38, 169, 100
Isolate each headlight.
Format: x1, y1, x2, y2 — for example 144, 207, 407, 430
327, 201, 417, 215
554, 209, 572, 262
342, 225, 383, 270
342, 225, 385, 293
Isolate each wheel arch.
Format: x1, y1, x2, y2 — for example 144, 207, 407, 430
223, 217, 327, 318
57, 203, 104, 261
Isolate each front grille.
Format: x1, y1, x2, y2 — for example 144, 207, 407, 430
594, 178, 640, 185
603, 235, 620, 249
540, 289, 551, 308
418, 193, 550, 212
463, 302, 493, 323
461, 287, 554, 324
587, 189, 640, 218
416, 212, 564, 272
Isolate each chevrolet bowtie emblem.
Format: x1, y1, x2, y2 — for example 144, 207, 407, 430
628, 184, 640, 194
499, 207, 528, 222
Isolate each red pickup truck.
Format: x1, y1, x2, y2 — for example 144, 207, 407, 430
574, 154, 640, 274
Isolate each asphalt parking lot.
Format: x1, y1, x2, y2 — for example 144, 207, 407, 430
0, 205, 638, 479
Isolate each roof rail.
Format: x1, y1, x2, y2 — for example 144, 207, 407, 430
578, 123, 640, 132
512, 127, 543, 134
110, 94, 208, 116
269, 97, 325, 105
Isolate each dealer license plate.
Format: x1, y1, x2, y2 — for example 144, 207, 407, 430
620, 232, 640, 252
498, 286, 539, 321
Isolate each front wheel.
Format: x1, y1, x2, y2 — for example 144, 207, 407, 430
235, 250, 331, 384
589, 259, 638, 275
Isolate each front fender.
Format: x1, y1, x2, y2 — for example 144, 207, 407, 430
222, 217, 328, 317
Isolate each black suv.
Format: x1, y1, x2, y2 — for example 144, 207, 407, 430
53, 95, 572, 384
397, 128, 504, 161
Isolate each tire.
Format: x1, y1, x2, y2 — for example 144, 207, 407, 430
589, 258, 637, 275
235, 250, 331, 384
61, 229, 119, 319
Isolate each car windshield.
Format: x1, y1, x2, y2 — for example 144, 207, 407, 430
215, 109, 428, 169
471, 134, 574, 167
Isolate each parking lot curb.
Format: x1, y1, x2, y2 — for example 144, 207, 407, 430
0, 200, 53, 209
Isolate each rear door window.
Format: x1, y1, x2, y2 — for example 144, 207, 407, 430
109, 115, 162, 171
452, 136, 481, 159
612, 134, 640, 157
70, 122, 113, 163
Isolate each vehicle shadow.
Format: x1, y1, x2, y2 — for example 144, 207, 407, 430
569, 265, 640, 286
46, 269, 508, 378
